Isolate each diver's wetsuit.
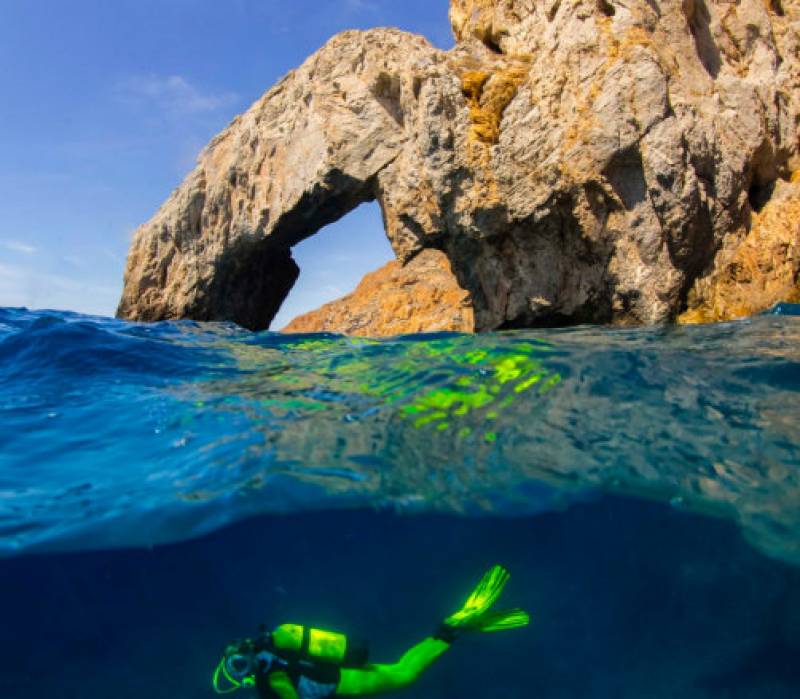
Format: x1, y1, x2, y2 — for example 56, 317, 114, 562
256, 637, 450, 699
215, 566, 528, 699
256, 660, 339, 699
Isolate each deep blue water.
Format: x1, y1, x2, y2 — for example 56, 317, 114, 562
1, 306, 799, 698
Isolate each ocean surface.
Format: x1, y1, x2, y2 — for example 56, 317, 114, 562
1, 305, 799, 698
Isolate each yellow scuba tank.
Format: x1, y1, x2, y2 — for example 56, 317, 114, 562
270, 624, 368, 668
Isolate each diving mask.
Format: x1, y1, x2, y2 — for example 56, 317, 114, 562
213, 634, 274, 694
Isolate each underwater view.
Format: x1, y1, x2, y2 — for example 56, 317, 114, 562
1, 305, 799, 698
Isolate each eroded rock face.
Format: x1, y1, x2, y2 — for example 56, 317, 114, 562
680, 174, 800, 323
282, 249, 474, 336
118, 0, 800, 332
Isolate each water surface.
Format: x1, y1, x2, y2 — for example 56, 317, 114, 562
1, 306, 798, 563
1, 306, 799, 698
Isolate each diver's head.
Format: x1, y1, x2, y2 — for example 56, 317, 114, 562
224, 640, 257, 680
213, 631, 273, 694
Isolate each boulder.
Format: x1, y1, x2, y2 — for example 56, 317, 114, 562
282, 249, 474, 336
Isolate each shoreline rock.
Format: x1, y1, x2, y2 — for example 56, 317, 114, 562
118, 0, 799, 334
680, 173, 800, 324
282, 249, 474, 336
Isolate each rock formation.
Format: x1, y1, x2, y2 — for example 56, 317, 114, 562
283, 249, 474, 336
118, 0, 799, 333
680, 173, 800, 323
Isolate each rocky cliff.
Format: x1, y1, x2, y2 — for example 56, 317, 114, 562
118, 0, 799, 333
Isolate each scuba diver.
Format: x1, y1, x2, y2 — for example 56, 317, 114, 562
213, 565, 529, 699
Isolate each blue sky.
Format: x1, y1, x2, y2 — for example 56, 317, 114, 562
0, 0, 453, 327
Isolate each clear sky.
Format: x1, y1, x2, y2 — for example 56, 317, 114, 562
0, 0, 454, 327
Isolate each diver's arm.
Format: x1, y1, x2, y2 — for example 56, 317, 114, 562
268, 671, 301, 699
335, 637, 449, 696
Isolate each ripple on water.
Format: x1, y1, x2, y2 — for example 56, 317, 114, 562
0, 307, 798, 563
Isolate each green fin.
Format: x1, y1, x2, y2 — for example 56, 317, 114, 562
444, 565, 511, 629
475, 608, 530, 632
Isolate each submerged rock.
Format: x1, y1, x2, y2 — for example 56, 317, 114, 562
118, 0, 799, 333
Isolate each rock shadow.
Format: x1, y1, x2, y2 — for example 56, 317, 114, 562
684, 0, 722, 78
603, 146, 647, 211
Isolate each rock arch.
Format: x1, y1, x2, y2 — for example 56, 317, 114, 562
118, 1, 800, 332
117, 30, 455, 331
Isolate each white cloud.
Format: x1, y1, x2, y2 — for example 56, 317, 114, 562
0, 262, 120, 317
116, 74, 239, 116
1, 240, 37, 255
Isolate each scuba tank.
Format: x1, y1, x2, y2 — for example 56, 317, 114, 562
270, 624, 369, 668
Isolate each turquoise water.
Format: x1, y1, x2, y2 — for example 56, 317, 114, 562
1, 306, 799, 697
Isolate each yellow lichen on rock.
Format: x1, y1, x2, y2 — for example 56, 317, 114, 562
282, 249, 475, 337
679, 176, 800, 324
461, 70, 492, 142
450, 0, 503, 47
455, 56, 529, 212
461, 62, 529, 145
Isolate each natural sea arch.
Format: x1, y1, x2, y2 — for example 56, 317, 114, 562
117, 30, 445, 332
270, 202, 394, 330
